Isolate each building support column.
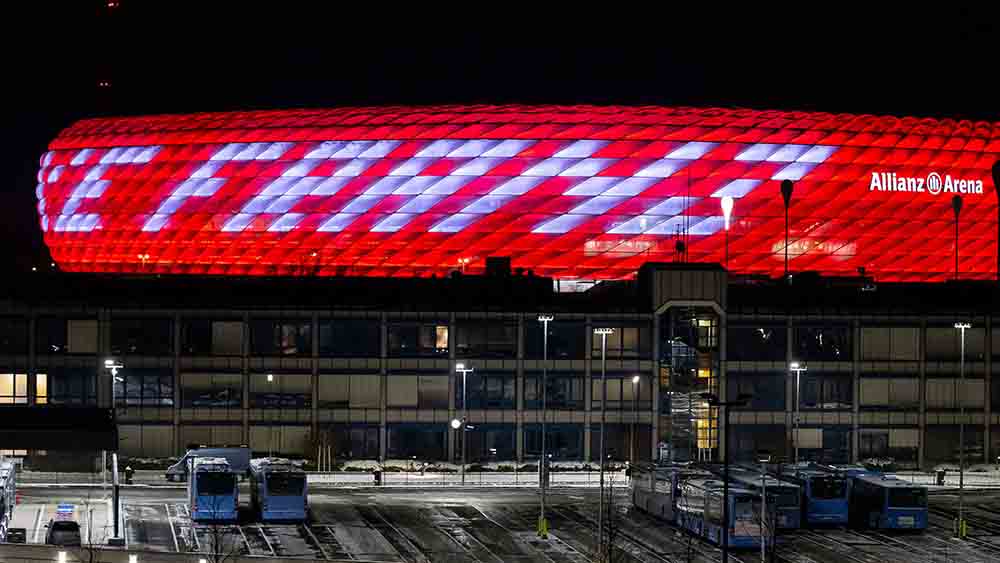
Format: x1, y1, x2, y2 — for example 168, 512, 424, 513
984, 317, 992, 465
785, 316, 794, 461
311, 311, 319, 461
918, 319, 927, 469
241, 312, 250, 447
379, 313, 388, 463
172, 313, 182, 456
447, 312, 457, 462
851, 318, 861, 463
651, 312, 661, 461
516, 314, 525, 462
583, 317, 593, 462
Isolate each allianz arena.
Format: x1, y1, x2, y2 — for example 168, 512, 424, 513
35, 105, 999, 280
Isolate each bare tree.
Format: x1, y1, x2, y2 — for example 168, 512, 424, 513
597, 472, 627, 563
676, 477, 698, 563
198, 493, 246, 563
66, 489, 109, 563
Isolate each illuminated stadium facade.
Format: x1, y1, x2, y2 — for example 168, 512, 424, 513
4, 105, 1000, 470
36, 106, 1000, 281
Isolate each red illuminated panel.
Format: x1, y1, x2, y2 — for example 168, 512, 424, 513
36, 105, 999, 281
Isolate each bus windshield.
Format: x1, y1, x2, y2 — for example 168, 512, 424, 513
888, 488, 927, 508
196, 473, 235, 496
266, 473, 305, 496
811, 477, 847, 499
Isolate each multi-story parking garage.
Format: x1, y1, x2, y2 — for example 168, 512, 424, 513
1, 263, 1000, 470
10, 104, 1000, 469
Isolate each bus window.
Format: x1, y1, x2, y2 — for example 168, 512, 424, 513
267, 473, 305, 496
197, 473, 235, 495
812, 477, 846, 499
774, 491, 799, 508
888, 488, 926, 508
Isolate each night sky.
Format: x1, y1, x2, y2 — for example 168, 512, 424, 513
3, 4, 997, 271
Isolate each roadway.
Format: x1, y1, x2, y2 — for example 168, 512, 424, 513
10, 485, 1000, 563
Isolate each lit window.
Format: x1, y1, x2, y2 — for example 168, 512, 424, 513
0, 374, 28, 405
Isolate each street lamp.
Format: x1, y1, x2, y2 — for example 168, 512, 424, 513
757, 451, 772, 563
455, 362, 474, 486
955, 321, 970, 538
701, 391, 752, 563
789, 361, 808, 463
266, 374, 276, 458
631, 375, 640, 464
721, 196, 734, 271
594, 327, 614, 556
537, 314, 554, 539
103, 358, 123, 489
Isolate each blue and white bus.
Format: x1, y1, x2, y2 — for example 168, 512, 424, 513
848, 474, 927, 531
779, 464, 849, 526
714, 466, 801, 530
249, 458, 308, 522
189, 457, 239, 522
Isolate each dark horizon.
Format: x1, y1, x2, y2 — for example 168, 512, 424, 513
4, 4, 998, 271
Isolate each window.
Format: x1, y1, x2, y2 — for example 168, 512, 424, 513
319, 320, 380, 357
464, 425, 516, 462
793, 325, 851, 361
318, 373, 380, 408
251, 320, 311, 356
181, 319, 243, 355
110, 318, 173, 355
0, 319, 27, 354
386, 374, 449, 409
35, 368, 97, 405
112, 368, 174, 406
592, 322, 652, 359
387, 424, 447, 460
249, 373, 311, 408
455, 321, 517, 358
888, 488, 927, 509
727, 372, 786, 410
524, 372, 584, 409
323, 425, 379, 459
926, 327, 985, 361
180, 373, 242, 408
727, 324, 786, 361
860, 327, 919, 361
524, 424, 582, 460
525, 321, 585, 359
858, 378, 919, 410
36, 318, 98, 354
456, 371, 515, 409
799, 374, 852, 409
0, 374, 28, 404
591, 375, 650, 410
388, 323, 448, 357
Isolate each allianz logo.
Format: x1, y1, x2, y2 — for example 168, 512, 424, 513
869, 171, 984, 195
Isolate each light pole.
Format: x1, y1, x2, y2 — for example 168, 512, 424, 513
721, 196, 734, 271
789, 362, 808, 463
104, 359, 123, 489
455, 362, 474, 486
757, 452, 772, 563
266, 373, 275, 458
955, 322, 970, 538
537, 314, 553, 539
701, 392, 752, 563
594, 327, 614, 559
631, 375, 640, 464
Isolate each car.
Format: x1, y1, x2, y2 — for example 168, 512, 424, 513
45, 519, 81, 546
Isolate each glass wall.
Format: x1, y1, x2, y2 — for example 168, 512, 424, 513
318, 373, 380, 408
250, 319, 311, 356
112, 368, 174, 407
387, 423, 447, 460
860, 326, 920, 360
180, 372, 242, 408
591, 321, 652, 359
181, 319, 243, 355
590, 373, 651, 411
36, 318, 98, 354
798, 372, 853, 410
35, 368, 97, 405
727, 323, 786, 361
727, 371, 785, 410
386, 374, 449, 409
463, 424, 516, 462
0, 373, 28, 404
110, 318, 173, 355
524, 320, 586, 359
318, 319, 380, 357
926, 326, 986, 361
0, 319, 27, 355
524, 371, 585, 409
322, 424, 379, 460
455, 321, 517, 358
524, 423, 583, 460
793, 324, 852, 361
249, 373, 311, 408
456, 370, 515, 409
387, 322, 448, 357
